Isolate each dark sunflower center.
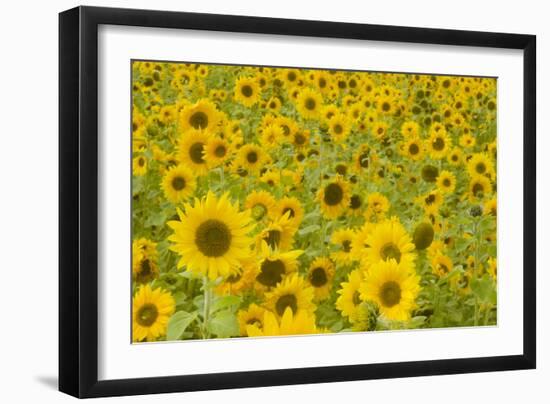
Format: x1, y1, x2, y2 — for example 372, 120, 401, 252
310, 267, 328, 287
409, 143, 419, 155
136, 303, 158, 327
288, 72, 297, 81
246, 151, 258, 164
333, 124, 343, 134
442, 178, 451, 187
352, 291, 362, 306
438, 263, 450, 274
451, 154, 459, 162
275, 294, 298, 316
319, 78, 327, 88
189, 142, 205, 164
257, 259, 285, 287
226, 273, 242, 283
305, 98, 316, 110
215, 145, 227, 157
195, 219, 232, 257
282, 207, 295, 218
241, 85, 253, 97
350, 194, 362, 210
359, 153, 369, 168
425, 194, 436, 205
475, 162, 486, 174
171, 176, 186, 191
432, 137, 445, 151
324, 183, 344, 206
379, 281, 402, 307
189, 111, 208, 129
294, 133, 306, 145
472, 183, 484, 196
342, 240, 352, 253
264, 230, 281, 249
380, 242, 401, 263
382, 102, 391, 112
336, 164, 347, 175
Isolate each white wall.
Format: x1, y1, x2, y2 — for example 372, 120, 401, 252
0, 0, 546, 402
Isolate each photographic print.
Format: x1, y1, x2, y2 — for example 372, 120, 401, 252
131, 61, 497, 343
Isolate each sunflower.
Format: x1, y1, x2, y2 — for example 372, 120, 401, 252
264, 273, 316, 318
291, 130, 310, 148
132, 239, 159, 284
372, 121, 389, 140
204, 137, 233, 168
330, 228, 356, 264
296, 88, 323, 120
133, 155, 147, 176
417, 190, 443, 214
273, 196, 304, 228
376, 95, 395, 115
246, 307, 317, 337
447, 147, 463, 166
359, 259, 420, 322
484, 197, 497, 216
353, 146, 373, 172
401, 121, 420, 138
459, 133, 476, 148
431, 253, 454, 277
237, 143, 268, 173
132, 285, 175, 342
362, 218, 416, 271
336, 269, 364, 323
215, 261, 257, 296
238, 303, 267, 336
350, 222, 375, 263
318, 176, 351, 219
426, 123, 451, 159
266, 96, 282, 112
167, 192, 254, 280
179, 98, 221, 133
257, 213, 297, 251
245, 190, 276, 221
260, 123, 284, 149
161, 164, 196, 203
306, 257, 335, 300
436, 170, 456, 194
467, 153, 495, 180
254, 242, 303, 287
401, 137, 424, 161
234, 76, 261, 107
327, 113, 351, 142
177, 130, 211, 175
366, 192, 390, 219
468, 175, 492, 202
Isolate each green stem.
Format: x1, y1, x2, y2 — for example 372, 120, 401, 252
202, 276, 211, 339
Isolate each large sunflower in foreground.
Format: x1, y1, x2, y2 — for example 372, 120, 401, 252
362, 218, 416, 271
246, 307, 317, 337
179, 98, 221, 133
264, 273, 316, 318
167, 192, 254, 280
132, 285, 175, 342
359, 259, 420, 322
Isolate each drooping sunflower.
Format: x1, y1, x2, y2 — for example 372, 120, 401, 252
366, 192, 390, 219
167, 192, 254, 280
161, 164, 196, 203
246, 307, 317, 337
467, 153, 495, 180
484, 196, 497, 216
426, 123, 452, 159
238, 303, 267, 336
215, 261, 257, 296
336, 269, 365, 323
132, 285, 175, 342
318, 176, 351, 219
264, 273, 316, 318
177, 130, 211, 175
436, 170, 456, 194
362, 218, 416, 272
255, 242, 303, 288
237, 143, 268, 173
245, 190, 276, 221
132, 239, 160, 284
359, 259, 420, 322
204, 136, 233, 168
234, 76, 261, 107
296, 88, 323, 120
178, 98, 221, 133
306, 257, 335, 300
330, 228, 356, 264
417, 189, 443, 214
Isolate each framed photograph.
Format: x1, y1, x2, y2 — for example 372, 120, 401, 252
59, 6, 536, 398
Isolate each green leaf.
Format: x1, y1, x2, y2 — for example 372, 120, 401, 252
210, 295, 241, 313
167, 311, 198, 340
470, 275, 497, 304
298, 224, 321, 236
207, 310, 239, 338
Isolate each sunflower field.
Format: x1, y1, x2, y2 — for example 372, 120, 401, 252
131, 61, 497, 342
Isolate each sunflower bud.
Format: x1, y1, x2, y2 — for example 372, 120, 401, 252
413, 222, 434, 250
421, 165, 439, 182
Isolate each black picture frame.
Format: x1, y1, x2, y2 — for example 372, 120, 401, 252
59, 5, 536, 398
